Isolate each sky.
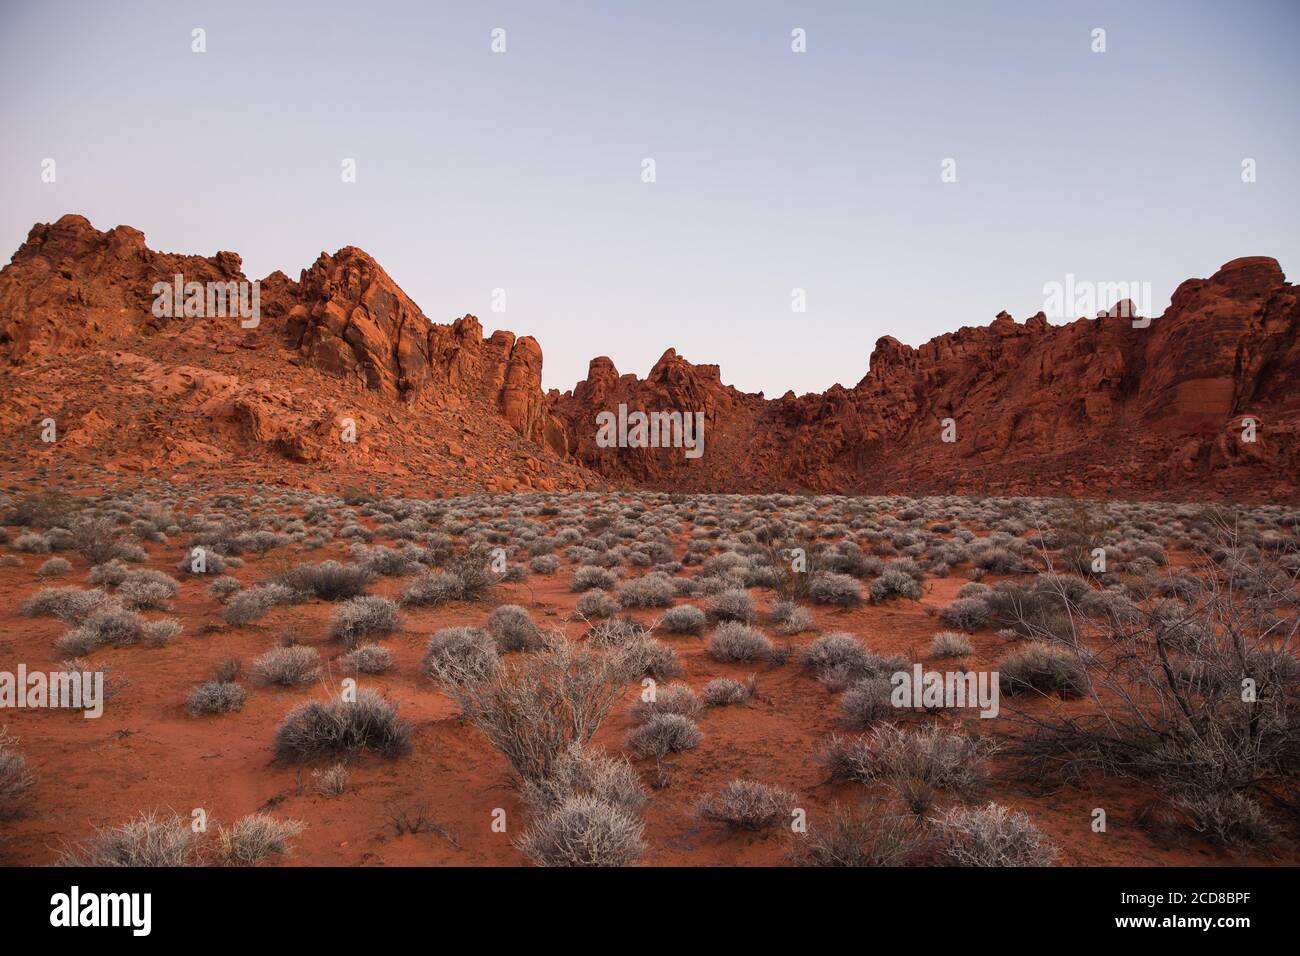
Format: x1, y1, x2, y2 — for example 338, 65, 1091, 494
1, 0, 1297, 395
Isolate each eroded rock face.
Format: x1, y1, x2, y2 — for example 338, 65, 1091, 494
1, 215, 1294, 500
551, 258, 1299, 499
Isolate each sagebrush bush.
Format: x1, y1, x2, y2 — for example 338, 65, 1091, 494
37, 557, 71, 577
218, 814, 305, 865
0, 729, 34, 819
626, 712, 702, 759
616, 573, 676, 609
341, 644, 394, 675
251, 645, 321, 687
933, 803, 1058, 866
186, 680, 247, 716
707, 588, 755, 622
999, 644, 1089, 698
279, 560, 372, 600
706, 622, 774, 663
930, 631, 973, 657
702, 676, 754, 707
840, 676, 895, 726
938, 596, 991, 632
575, 589, 620, 619
223, 583, 297, 626
488, 604, 542, 652
117, 570, 180, 610
791, 805, 927, 867
827, 723, 995, 797
529, 554, 560, 574
630, 683, 701, 722
869, 568, 923, 603
661, 604, 706, 635
698, 779, 797, 831
60, 812, 195, 867
809, 572, 864, 607
328, 596, 400, 649
21, 586, 105, 621
54, 604, 145, 655
571, 565, 617, 592
517, 794, 646, 867
274, 690, 412, 761
400, 571, 464, 607
422, 627, 500, 685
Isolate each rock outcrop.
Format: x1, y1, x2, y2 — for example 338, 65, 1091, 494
2, 214, 1295, 501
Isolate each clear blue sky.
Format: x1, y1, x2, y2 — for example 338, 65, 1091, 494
2, 0, 1296, 395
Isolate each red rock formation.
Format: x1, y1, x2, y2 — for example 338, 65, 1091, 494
1, 214, 1295, 501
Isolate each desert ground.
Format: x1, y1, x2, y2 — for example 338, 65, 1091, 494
0, 484, 1295, 867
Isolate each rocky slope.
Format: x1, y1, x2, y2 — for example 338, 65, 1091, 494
1, 214, 1295, 500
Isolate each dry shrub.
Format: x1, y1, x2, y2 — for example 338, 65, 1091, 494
999, 644, 1089, 698
519, 744, 647, 815
630, 682, 701, 723
422, 627, 500, 685
706, 622, 773, 663
278, 560, 372, 600
823, 723, 996, 798
218, 814, 305, 865
328, 595, 400, 649
0, 728, 34, 819
273, 689, 412, 761
311, 763, 350, 797
437, 636, 643, 784
186, 680, 247, 716
933, 802, 1058, 867
60, 812, 195, 866
251, 645, 321, 687
698, 779, 797, 831
702, 676, 755, 707
517, 794, 645, 867
626, 712, 702, 759
488, 604, 542, 651
791, 805, 929, 866
930, 631, 974, 657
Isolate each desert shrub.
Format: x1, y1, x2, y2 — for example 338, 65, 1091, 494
1170, 791, 1279, 849
869, 568, 923, 603
840, 676, 895, 726
706, 622, 773, 663
775, 604, 815, 635
799, 632, 872, 682
0, 729, 34, 819
400, 571, 464, 607
223, 583, 298, 626
519, 744, 647, 814
661, 604, 706, 635
218, 814, 305, 866
311, 763, 350, 796
933, 803, 1058, 866
999, 644, 1089, 698
487, 604, 542, 652
826, 723, 995, 797
439, 639, 644, 784
707, 588, 755, 622
517, 795, 645, 867
251, 645, 321, 687
279, 560, 372, 600
983, 582, 1071, 641
422, 627, 500, 685
186, 680, 247, 716
809, 572, 864, 607
938, 596, 991, 632
177, 549, 228, 576
60, 812, 195, 867
791, 805, 928, 867
630, 683, 701, 722
143, 618, 182, 646
118, 570, 180, 610
5, 490, 78, 529
529, 555, 560, 574
54, 605, 145, 655
571, 565, 617, 592
445, 546, 498, 600
703, 677, 754, 707
698, 779, 796, 831
21, 586, 105, 621
575, 589, 620, 619
37, 557, 71, 577
13, 532, 51, 553
930, 631, 973, 657
328, 596, 400, 649
208, 576, 241, 598
616, 573, 676, 609
273, 689, 412, 761
626, 712, 702, 759
341, 644, 393, 675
